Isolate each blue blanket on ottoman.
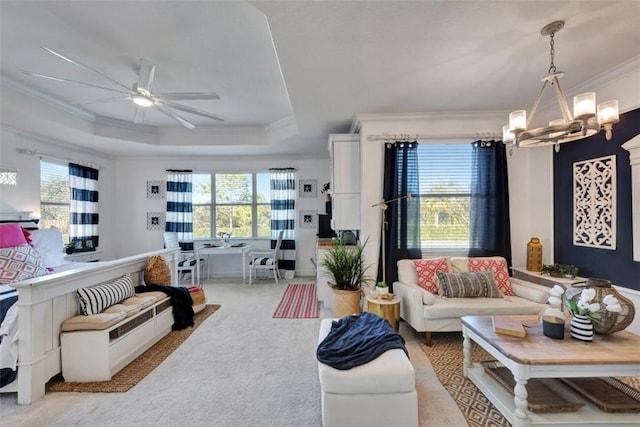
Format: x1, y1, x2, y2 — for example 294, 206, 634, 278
316, 312, 408, 370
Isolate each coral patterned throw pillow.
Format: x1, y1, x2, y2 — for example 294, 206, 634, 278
468, 257, 514, 296
413, 258, 450, 294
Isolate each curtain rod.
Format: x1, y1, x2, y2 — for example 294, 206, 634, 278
15, 147, 103, 170
366, 132, 498, 142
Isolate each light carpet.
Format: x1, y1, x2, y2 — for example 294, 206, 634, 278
2, 278, 466, 427
273, 283, 319, 318
47, 304, 220, 393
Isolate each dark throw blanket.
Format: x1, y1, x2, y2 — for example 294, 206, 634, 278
135, 285, 195, 330
316, 312, 408, 370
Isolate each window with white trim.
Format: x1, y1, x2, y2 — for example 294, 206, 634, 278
40, 160, 70, 242
417, 144, 472, 253
192, 172, 271, 238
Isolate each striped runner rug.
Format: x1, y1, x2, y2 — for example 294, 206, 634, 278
273, 283, 319, 318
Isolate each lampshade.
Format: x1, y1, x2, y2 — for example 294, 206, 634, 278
509, 110, 527, 132
573, 92, 596, 119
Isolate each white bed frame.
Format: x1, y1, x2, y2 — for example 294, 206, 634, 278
0, 212, 180, 404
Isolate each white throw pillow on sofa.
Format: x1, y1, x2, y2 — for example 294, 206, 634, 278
30, 227, 65, 268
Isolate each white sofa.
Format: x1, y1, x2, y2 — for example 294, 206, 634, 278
394, 257, 550, 345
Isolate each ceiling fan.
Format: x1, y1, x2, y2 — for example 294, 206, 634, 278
21, 46, 224, 129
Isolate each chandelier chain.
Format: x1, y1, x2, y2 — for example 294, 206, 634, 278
548, 31, 556, 74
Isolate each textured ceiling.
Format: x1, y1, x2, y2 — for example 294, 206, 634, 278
1, 1, 639, 157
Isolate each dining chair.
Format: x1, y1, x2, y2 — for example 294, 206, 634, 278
248, 230, 283, 284
162, 232, 204, 285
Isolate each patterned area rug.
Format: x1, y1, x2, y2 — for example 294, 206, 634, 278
272, 283, 319, 318
418, 331, 640, 427
418, 332, 509, 427
47, 304, 220, 393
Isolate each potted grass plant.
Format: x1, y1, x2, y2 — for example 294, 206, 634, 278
320, 235, 371, 317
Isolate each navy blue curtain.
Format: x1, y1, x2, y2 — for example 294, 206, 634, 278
269, 168, 296, 276
165, 170, 194, 251
468, 140, 512, 266
69, 163, 99, 249
378, 142, 422, 287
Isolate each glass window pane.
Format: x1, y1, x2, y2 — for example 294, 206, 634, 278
193, 173, 211, 204
418, 145, 472, 195
256, 205, 271, 237
193, 205, 211, 238
216, 205, 252, 237
215, 174, 252, 203
41, 205, 70, 243
256, 173, 271, 203
40, 161, 69, 203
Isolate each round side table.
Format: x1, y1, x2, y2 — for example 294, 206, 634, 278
366, 295, 400, 332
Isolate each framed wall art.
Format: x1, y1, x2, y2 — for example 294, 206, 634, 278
147, 212, 166, 231
573, 155, 616, 250
147, 181, 166, 199
299, 179, 317, 198
299, 210, 317, 229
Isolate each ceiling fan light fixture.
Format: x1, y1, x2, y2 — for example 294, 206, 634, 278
504, 20, 618, 154
132, 94, 153, 107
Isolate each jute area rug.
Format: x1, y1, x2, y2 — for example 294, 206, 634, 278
419, 331, 640, 427
47, 304, 220, 393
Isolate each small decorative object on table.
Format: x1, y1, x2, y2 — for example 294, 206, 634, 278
541, 263, 579, 278
64, 241, 75, 255
526, 237, 543, 272
376, 281, 389, 295
565, 278, 635, 335
564, 285, 625, 341
218, 231, 232, 247
540, 285, 566, 339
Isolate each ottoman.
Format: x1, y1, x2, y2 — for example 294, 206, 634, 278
317, 318, 418, 427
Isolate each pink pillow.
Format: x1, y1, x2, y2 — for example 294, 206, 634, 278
0, 224, 29, 248
468, 257, 514, 296
413, 258, 450, 294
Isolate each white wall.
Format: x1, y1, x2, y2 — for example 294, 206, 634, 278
113, 156, 329, 277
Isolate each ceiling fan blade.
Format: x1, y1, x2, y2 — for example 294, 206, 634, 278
21, 70, 130, 95
163, 100, 225, 122
70, 96, 130, 105
154, 92, 220, 101
133, 106, 145, 124
137, 58, 155, 94
155, 104, 196, 129
41, 46, 132, 92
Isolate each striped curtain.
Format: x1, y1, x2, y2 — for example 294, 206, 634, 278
165, 170, 194, 251
270, 168, 296, 278
69, 163, 99, 248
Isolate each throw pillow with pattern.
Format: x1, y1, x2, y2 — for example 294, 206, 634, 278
413, 257, 450, 294
468, 257, 514, 295
0, 244, 50, 284
436, 271, 502, 298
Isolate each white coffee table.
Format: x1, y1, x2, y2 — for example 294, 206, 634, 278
461, 315, 640, 427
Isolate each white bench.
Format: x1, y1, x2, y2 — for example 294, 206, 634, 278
317, 318, 418, 427
60, 296, 173, 382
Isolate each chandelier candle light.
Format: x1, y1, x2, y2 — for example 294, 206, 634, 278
503, 21, 619, 153
372, 193, 413, 286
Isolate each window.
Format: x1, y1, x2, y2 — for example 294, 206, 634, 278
40, 160, 70, 243
417, 144, 472, 253
192, 173, 271, 238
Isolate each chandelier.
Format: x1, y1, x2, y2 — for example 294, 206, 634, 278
503, 21, 619, 152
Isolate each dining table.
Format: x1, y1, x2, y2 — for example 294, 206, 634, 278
195, 243, 253, 284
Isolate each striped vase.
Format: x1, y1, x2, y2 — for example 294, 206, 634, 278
570, 314, 594, 342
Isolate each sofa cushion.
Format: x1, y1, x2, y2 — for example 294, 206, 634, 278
61, 312, 126, 331
397, 259, 419, 286
103, 303, 142, 317
468, 257, 514, 296
436, 271, 501, 298
76, 275, 136, 315
413, 257, 449, 294
121, 295, 157, 309
423, 295, 546, 320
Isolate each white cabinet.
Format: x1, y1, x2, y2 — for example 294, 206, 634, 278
329, 134, 360, 230
64, 250, 102, 262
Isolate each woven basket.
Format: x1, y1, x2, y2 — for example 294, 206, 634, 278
188, 286, 206, 306
331, 288, 361, 317
144, 255, 171, 285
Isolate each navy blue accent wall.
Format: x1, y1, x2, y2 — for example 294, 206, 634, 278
553, 108, 640, 291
